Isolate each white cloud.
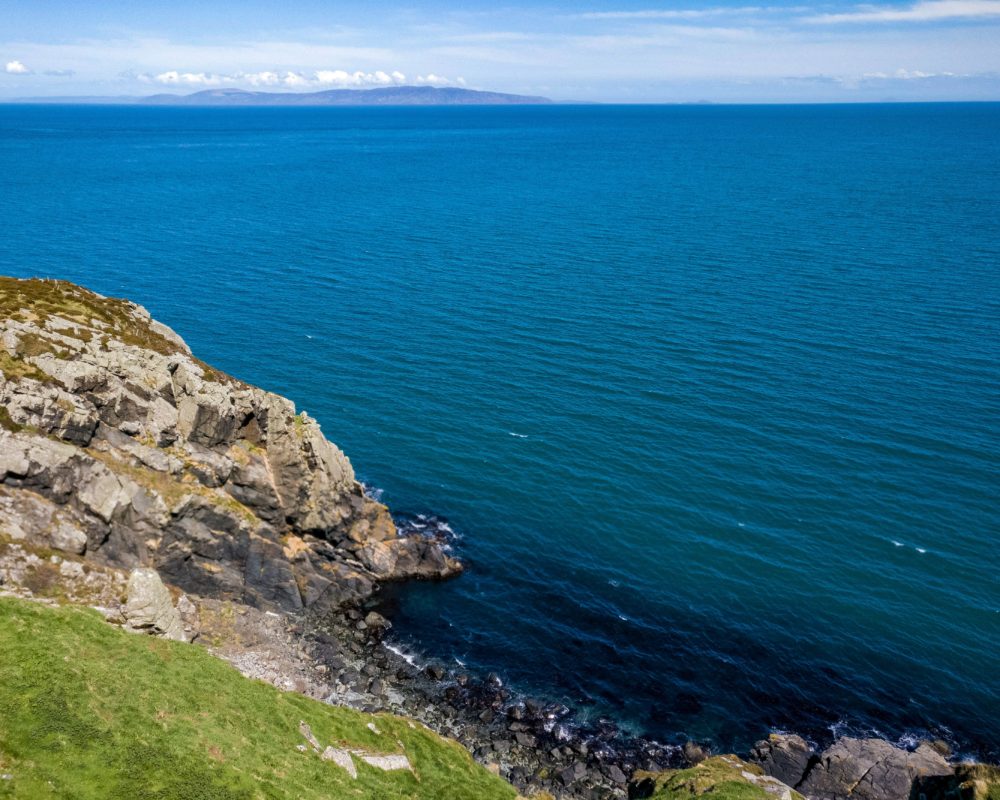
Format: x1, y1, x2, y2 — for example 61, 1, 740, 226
243, 71, 280, 86
5, 60, 30, 74
414, 73, 452, 85
864, 67, 959, 78
281, 71, 311, 87
140, 68, 455, 90
313, 69, 407, 86
808, 0, 1000, 23
153, 70, 224, 86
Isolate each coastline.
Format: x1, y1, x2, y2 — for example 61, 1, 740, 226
0, 276, 995, 800
3, 529, 976, 800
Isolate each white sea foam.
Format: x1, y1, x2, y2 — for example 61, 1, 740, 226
383, 643, 421, 668
896, 732, 921, 749
608, 579, 620, 587
892, 540, 904, 547
508, 431, 528, 438
916, 547, 927, 554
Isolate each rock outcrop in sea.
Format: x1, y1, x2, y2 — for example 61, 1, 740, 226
0, 277, 460, 612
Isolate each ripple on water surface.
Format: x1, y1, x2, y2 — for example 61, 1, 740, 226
1, 102, 998, 759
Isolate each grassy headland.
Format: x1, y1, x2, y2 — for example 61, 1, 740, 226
0, 596, 516, 800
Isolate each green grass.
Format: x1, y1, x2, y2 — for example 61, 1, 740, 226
0, 597, 516, 800
632, 757, 802, 800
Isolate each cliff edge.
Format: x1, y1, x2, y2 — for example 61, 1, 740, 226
0, 277, 460, 612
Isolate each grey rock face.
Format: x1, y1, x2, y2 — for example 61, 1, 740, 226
797, 738, 953, 800
0, 278, 460, 613
123, 567, 189, 642
0, 485, 89, 554
751, 733, 817, 788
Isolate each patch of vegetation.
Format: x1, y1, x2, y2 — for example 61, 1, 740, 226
631, 757, 802, 800
0, 350, 59, 386
0, 405, 22, 433
85, 447, 259, 526
0, 596, 516, 800
0, 277, 229, 384
919, 765, 1000, 800
18, 559, 63, 598
13, 332, 71, 360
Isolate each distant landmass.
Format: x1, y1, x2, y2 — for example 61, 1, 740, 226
13, 86, 552, 106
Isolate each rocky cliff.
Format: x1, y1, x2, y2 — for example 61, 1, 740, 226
0, 277, 460, 612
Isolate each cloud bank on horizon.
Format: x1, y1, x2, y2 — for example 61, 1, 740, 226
1, 0, 999, 101
139, 69, 463, 89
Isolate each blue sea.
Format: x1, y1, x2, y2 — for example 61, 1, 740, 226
1, 102, 998, 759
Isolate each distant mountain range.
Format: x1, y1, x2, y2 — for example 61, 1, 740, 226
13, 86, 552, 106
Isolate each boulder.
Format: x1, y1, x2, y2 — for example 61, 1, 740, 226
798, 738, 953, 800
122, 568, 189, 642
751, 733, 817, 788
559, 761, 588, 786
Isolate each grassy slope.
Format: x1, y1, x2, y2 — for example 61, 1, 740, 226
0, 597, 515, 800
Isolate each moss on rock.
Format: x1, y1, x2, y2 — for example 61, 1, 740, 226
631, 756, 804, 800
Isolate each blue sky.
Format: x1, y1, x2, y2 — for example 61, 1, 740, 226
2, 0, 999, 101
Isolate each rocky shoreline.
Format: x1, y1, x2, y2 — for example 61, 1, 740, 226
1, 277, 996, 800
2, 532, 987, 800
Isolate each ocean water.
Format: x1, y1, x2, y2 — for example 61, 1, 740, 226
1, 103, 998, 759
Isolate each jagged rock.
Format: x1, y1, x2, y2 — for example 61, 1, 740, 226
358, 535, 463, 581
798, 738, 953, 800
0, 485, 90, 554
122, 567, 189, 642
176, 593, 200, 641
559, 761, 588, 786
751, 733, 816, 788
607, 764, 628, 784
0, 278, 461, 612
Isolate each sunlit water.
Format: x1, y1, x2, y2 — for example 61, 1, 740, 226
2, 102, 997, 758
